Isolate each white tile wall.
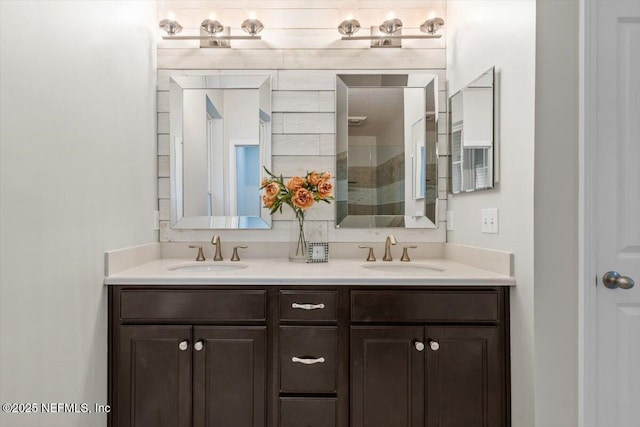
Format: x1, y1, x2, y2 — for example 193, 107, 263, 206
157, 1, 448, 243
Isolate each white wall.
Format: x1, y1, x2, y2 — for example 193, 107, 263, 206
0, 2, 157, 426
534, 1, 579, 426
446, 1, 537, 426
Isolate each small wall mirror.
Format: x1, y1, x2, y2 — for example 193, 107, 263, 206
169, 75, 272, 229
335, 74, 439, 228
449, 67, 496, 194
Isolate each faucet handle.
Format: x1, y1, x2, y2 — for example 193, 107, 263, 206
400, 245, 418, 262
188, 245, 206, 261
358, 245, 376, 262
231, 246, 248, 262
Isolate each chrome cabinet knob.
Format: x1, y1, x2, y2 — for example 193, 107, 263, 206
194, 340, 204, 351
414, 341, 425, 352
178, 340, 189, 351
603, 271, 635, 289
429, 340, 440, 351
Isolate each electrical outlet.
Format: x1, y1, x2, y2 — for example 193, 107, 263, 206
446, 210, 454, 231
153, 210, 160, 230
481, 208, 499, 234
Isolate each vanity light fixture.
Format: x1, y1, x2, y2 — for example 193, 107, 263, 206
338, 13, 444, 48
158, 11, 263, 48
201, 17, 224, 36
338, 15, 361, 37
379, 14, 403, 35
241, 11, 264, 37
159, 13, 183, 36
420, 15, 445, 35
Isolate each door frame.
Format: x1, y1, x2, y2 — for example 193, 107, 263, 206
578, 0, 599, 425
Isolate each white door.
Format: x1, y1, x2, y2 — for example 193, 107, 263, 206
594, 1, 640, 426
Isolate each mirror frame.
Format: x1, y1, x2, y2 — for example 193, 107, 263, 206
169, 74, 272, 229
335, 73, 440, 229
448, 67, 497, 194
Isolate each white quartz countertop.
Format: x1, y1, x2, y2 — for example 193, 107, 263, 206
104, 258, 515, 286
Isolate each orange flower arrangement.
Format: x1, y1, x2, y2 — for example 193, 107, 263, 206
260, 167, 334, 216
286, 176, 306, 192
292, 188, 314, 210
317, 180, 333, 199
260, 167, 334, 260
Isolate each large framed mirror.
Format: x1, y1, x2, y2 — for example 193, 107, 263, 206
449, 67, 496, 194
169, 75, 272, 229
335, 74, 439, 228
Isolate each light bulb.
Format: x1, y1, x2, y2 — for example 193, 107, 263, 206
428, 11, 436, 20
346, 13, 354, 20
248, 10, 257, 20
386, 11, 395, 20
208, 12, 217, 20
167, 11, 176, 20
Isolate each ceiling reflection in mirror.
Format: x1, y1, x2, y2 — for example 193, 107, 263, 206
336, 74, 439, 228
169, 75, 272, 229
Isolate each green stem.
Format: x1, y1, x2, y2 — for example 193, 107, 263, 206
296, 211, 306, 256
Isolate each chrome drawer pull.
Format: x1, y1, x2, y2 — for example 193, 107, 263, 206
291, 356, 325, 365
291, 303, 325, 310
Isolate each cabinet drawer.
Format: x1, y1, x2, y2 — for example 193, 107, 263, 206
280, 398, 336, 427
280, 326, 337, 393
119, 290, 266, 322
279, 291, 337, 321
351, 290, 500, 323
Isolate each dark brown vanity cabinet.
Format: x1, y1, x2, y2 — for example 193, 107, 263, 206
277, 290, 344, 427
110, 289, 267, 427
116, 326, 192, 427
109, 286, 509, 427
350, 290, 509, 427
351, 326, 426, 427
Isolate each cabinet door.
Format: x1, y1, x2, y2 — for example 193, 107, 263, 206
426, 326, 506, 427
116, 326, 192, 427
193, 326, 267, 427
351, 326, 425, 427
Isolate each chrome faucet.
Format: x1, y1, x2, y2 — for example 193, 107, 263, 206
382, 235, 397, 261
211, 235, 223, 261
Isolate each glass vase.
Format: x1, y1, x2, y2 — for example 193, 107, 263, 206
289, 213, 309, 263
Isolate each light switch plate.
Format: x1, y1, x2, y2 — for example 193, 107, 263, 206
481, 208, 499, 234
446, 211, 454, 231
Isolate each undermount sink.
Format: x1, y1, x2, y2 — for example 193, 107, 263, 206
362, 263, 445, 274
168, 262, 248, 273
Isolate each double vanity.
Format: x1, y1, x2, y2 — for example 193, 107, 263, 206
107, 64, 510, 426
105, 246, 513, 427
